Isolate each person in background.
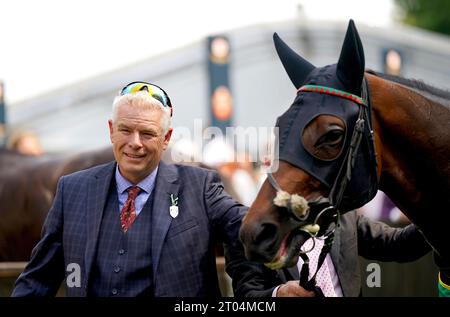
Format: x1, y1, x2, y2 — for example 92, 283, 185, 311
7, 130, 43, 156
12, 81, 247, 297
359, 191, 410, 225
202, 137, 260, 207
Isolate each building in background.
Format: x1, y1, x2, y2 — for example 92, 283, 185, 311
7, 20, 450, 155
207, 35, 234, 132
0, 81, 5, 147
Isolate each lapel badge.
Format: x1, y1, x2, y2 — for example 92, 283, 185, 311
169, 194, 179, 218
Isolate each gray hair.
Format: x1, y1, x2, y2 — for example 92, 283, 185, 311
111, 91, 171, 135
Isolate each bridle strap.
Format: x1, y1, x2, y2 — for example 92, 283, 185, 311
267, 172, 310, 222
300, 234, 335, 292
329, 104, 366, 207
299, 253, 310, 288
298, 85, 366, 105
328, 77, 374, 208
267, 172, 283, 192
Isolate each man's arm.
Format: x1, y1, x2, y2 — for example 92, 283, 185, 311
224, 243, 281, 297
12, 177, 66, 296
357, 213, 431, 262
225, 244, 315, 297
203, 170, 246, 248
202, 170, 271, 296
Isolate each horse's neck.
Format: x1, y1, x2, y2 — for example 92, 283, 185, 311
368, 74, 450, 249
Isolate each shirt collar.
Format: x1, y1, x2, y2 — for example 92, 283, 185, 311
115, 164, 159, 194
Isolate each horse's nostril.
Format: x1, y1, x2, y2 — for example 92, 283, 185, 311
239, 221, 280, 262
254, 223, 278, 246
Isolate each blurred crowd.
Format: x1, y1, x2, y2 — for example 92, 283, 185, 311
6, 129, 43, 156
164, 137, 266, 207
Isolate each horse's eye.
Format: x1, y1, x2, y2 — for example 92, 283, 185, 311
315, 129, 344, 147
302, 115, 346, 161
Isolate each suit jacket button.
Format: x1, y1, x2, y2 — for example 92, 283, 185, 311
118, 249, 125, 255
111, 288, 118, 295
114, 266, 121, 273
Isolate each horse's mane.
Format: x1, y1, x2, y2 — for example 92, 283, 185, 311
367, 70, 450, 101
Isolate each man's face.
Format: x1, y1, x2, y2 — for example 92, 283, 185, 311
108, 102, 172, 184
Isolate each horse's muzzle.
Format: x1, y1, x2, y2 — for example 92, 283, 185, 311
239, 220, 280, 263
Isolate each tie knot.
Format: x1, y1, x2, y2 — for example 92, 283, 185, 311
127, 186, 141, 200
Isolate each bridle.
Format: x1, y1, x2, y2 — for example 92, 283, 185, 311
267, 173, 339, 243
266, 77, 376, 293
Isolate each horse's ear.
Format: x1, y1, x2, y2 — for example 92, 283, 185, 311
336, 20, 365, 95
273, 32, 315, 89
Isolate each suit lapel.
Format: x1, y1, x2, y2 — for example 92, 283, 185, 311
330, 226, 341, 267
330, 223, 342, 293
151, 161, 179, 281
84, 161, 116, 290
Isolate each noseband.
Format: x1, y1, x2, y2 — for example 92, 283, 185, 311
266, 172, 339, 244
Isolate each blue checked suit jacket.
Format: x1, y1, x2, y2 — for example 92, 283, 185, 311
12, 161, 247, 297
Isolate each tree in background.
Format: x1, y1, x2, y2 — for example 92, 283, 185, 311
395, 0, 450, 35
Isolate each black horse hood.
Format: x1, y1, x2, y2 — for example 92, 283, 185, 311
273, 20, 378, 211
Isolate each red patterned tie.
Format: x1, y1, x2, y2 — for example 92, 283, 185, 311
120, 186, 141, 233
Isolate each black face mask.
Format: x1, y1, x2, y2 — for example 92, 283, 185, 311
273, 20, 378, 211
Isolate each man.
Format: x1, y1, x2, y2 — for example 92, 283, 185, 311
229, 211, 431, 297
12, 81, 246, 297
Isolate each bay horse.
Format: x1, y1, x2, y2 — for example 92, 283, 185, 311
239, 20, 450, 286
0, 147, 114, 261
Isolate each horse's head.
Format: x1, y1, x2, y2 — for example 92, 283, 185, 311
240, 20, 379, 268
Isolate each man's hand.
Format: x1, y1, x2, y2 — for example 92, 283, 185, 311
276, 281, 315, 297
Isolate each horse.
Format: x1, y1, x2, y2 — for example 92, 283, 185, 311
0, 147, 114, 261
239, 20, 450, 286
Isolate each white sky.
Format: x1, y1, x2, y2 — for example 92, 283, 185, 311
0, 0, 394, 104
